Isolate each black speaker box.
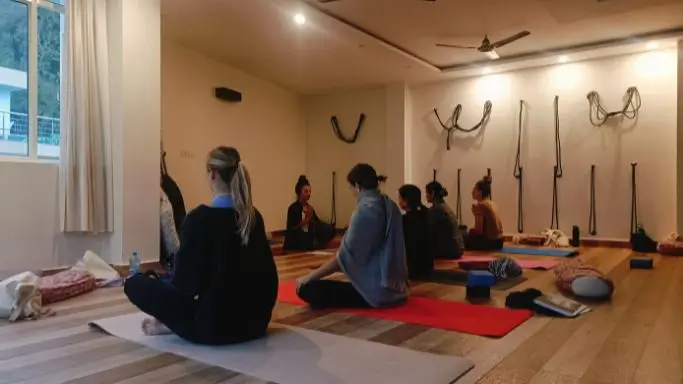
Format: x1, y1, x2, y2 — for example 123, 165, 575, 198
214, 87, 242, 103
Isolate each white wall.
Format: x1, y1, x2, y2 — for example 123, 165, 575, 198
161, 41, 306, 231
303, 87, 387, 227
409, 49, 678, 240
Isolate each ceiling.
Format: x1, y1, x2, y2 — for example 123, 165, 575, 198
161, 0, 683, 95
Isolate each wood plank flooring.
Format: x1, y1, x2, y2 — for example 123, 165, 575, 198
0, 248, 681, 383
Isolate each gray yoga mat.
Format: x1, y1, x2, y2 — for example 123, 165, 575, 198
90, 312, 474, 384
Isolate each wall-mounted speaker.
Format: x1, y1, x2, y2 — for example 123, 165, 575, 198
214, 87, 242, 103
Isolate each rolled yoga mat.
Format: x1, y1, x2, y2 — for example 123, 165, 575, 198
278, 281, 533, 338
499, 247, 579, 257
90, 312, 474, 384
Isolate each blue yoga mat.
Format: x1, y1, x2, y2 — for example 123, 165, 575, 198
500, 247, 578, 257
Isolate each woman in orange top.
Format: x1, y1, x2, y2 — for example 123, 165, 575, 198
465, 175, 504, 251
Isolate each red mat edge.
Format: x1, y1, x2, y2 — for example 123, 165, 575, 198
277, 281, 533, 338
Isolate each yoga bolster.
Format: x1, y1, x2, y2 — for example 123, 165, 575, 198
629, 257, 653, 269
657, 241, 683, 256
467, 271, 495, 287
39, 270, 97, 304
458, 260, 490, 271
518, 235, 545, 246
555, 259, 614, 299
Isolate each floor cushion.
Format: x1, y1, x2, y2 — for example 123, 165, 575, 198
38, 270, 97, 304
657, 241, 683, 256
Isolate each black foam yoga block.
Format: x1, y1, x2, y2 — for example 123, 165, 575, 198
630, 257, 653, 269
466, 285, 491, 300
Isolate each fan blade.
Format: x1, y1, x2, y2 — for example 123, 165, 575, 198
491, 30, 531, 48
435, 43, 479, 49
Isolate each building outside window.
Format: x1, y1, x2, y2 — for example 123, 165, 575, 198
0, 0, 65, 159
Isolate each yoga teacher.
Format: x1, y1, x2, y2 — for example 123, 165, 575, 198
296, 163, 409, 309
283, 175, 335, 251
124, 146, 278, 345
465, 175, 504, 250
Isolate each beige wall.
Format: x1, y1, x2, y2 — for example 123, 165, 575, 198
303, 87, 388, 228
409, 49, 678, 240
161, 41, 306, 231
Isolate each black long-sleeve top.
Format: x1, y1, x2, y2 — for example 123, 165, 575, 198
170, 205, 278, 342
402, 208, 432, 278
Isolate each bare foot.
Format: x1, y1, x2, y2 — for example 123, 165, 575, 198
141, 317, 172, 336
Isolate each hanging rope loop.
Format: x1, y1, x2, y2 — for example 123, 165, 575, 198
432, 169, 437, 182
433, 100, 492, 150
550, 95, 563, 229
331, 114, 366, 144
514, 100, 524, 233
586, 86, 642, 126
588, 164, 597, 236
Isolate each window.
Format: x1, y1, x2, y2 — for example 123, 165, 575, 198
0, 0, 65, 160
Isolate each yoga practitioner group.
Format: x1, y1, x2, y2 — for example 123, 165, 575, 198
124, 146, 504, 345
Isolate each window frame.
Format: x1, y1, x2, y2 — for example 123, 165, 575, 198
3, 0, 66, 163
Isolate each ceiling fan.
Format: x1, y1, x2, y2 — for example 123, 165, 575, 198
436, 31, 531, 60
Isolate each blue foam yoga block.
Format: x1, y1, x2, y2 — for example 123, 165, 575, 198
467, 270, 496, 286
630, 257, 653, 269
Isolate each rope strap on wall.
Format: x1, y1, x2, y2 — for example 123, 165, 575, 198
630, 162, 639, 234
433, 100, 492, 150
514, 100, 524, 233
331, 114, 366, 144
486, 168, 492, 199
455, 168, 463, 224
331, 171, 337, 228
586, 86, 641, 126
433, 169, 437, 182
588, 164, 597, 236
550, 95, 564, 230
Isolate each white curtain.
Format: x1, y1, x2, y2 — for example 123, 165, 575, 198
59, 0, 113, 233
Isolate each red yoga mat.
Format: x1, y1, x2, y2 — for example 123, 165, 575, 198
278, 281, 533, 338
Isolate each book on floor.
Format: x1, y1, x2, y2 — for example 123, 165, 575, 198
533, 294, 591, 317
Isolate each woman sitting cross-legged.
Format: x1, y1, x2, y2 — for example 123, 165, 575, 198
465, 175, 504, 251
124, 146, 278, 345
296, 163, 409, 309
398, 184, 432, 279
283, 175, 335, 252
425, 181, 465, 259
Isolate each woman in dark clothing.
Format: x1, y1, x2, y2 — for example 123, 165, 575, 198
464, 176, 504, 251
124, 146, 278, 345
283, 175, 335, 251
397, 184, 431, 279
425, 181, 465, 259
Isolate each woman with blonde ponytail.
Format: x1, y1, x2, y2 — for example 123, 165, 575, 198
124, 146, 278, 345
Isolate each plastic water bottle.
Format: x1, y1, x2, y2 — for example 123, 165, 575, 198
129, 251, 141, 276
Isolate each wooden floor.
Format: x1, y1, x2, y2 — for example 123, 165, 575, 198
1, 248, 681, 383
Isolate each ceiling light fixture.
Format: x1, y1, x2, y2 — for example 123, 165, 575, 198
293, 13, 306, 26
646, 41, 658, 50
485, 50, 500, 60
482, 67, 492, 75
557, 55, 569, 63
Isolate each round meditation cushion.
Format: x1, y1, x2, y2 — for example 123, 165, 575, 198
657, 241, 683, 256
555, 259, 613, 300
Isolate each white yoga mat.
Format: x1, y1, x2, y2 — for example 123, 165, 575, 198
90, 312, 474, 384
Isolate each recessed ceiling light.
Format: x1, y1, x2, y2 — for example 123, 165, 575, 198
557, 55, 569, 63
482, 67, 492, 75
646, 41, 658, 50
293, 13, 306, 26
